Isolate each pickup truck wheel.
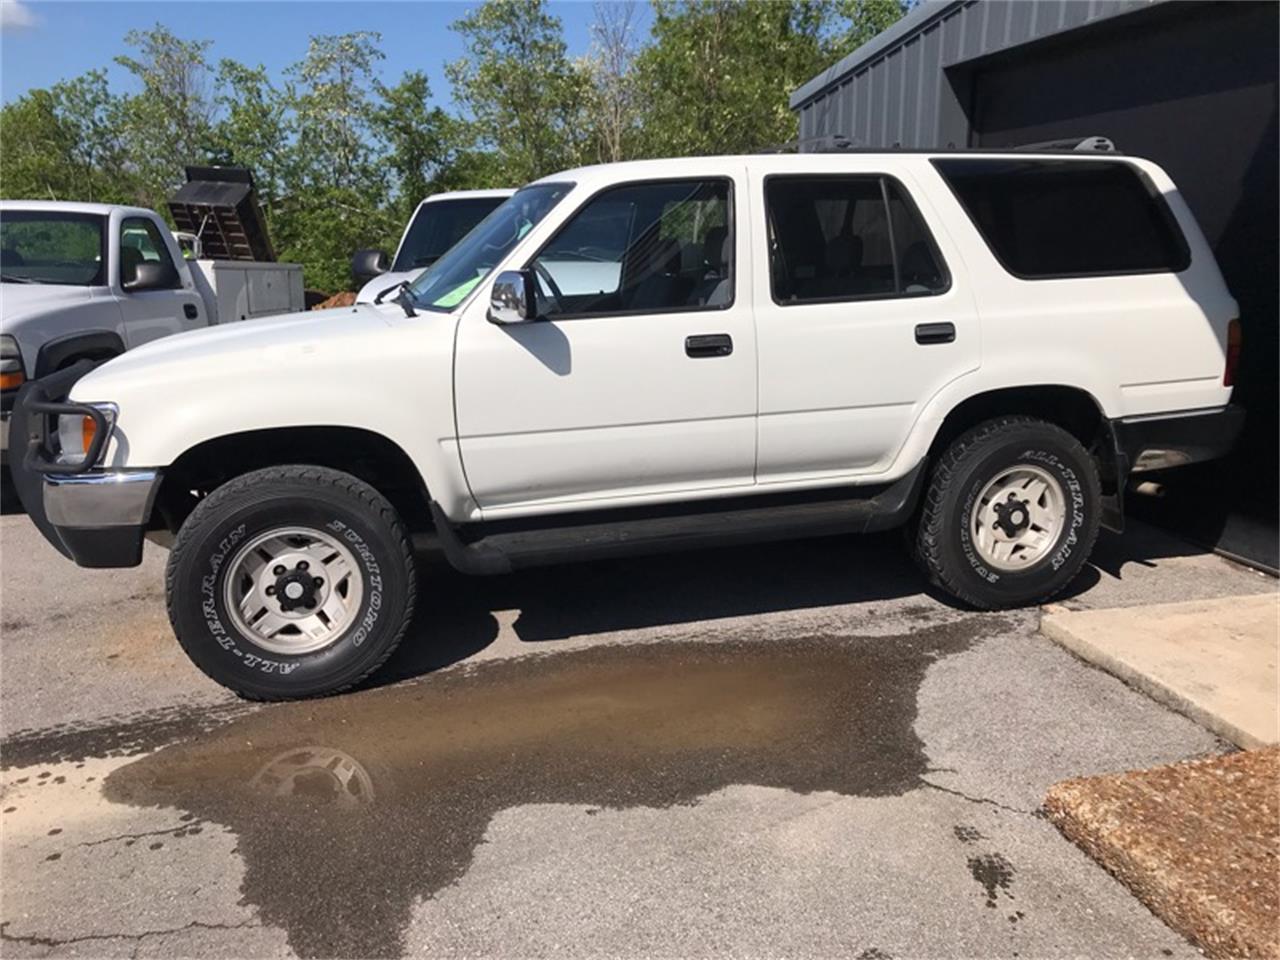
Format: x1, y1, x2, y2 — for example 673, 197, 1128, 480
914, 416, 1101, 609
166, 466, 416, 700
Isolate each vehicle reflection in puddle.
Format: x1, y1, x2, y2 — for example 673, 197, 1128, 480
104, 622, 994, 957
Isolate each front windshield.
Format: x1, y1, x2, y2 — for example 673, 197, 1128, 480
1, 211, 105, 286
408, 182, 573, 312
392, 196, 508, 273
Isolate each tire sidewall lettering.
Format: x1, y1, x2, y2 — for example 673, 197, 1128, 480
200, 514, 384, 674
958, 444, 1089, 582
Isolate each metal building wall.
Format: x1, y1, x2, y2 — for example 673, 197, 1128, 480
792, 0, 1157, 148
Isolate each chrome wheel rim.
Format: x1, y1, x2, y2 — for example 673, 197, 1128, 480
223, 526, 364, 655
969, 465, 1066, 572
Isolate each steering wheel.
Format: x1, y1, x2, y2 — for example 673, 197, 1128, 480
532, 261, 565, 316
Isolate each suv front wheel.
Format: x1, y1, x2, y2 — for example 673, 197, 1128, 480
915, 416, 1101, 609
166, 466, 416, 700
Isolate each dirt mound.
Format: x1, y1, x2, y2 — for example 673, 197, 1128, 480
311, 291, 356, 310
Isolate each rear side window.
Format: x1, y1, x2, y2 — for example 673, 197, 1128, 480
933, 158, 1190, 279
766, 175, 948, 304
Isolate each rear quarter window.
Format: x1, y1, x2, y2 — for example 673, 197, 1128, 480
932, 158, 1190, 279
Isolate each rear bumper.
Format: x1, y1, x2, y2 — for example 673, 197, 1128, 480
1111, 405, 1245, 475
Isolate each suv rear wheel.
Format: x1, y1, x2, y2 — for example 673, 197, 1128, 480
166, 466, 416, 700
915, 416, 1101, 609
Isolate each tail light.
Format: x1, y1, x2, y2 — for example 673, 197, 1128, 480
1224, 318, 1242, 387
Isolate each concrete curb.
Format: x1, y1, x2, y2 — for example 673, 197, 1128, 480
1040, 594, 1278, 749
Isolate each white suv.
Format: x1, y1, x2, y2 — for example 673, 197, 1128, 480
12, 147, 1243, 699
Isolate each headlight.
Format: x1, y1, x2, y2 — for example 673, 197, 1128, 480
0, 335, 25, 392
56, 402, 117, 467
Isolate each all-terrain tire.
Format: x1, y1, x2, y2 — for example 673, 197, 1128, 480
914, 416, 1101, 609
166, 466, 416, 700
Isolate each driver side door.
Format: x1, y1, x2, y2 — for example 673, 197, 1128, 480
113, 215, 205, 346
454, 173, 757, 514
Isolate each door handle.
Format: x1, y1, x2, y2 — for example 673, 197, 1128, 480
915, 322, 955, 345
184, 303, 199, 320
685, 333, 733, 358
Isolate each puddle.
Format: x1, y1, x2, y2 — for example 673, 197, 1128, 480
99, 622, 991, 957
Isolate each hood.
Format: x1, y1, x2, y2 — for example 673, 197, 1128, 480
0, 284, 94, 327
356, 271, 419, 304
72, 302, 402, 400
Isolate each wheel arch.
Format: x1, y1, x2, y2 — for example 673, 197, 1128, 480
34, 330, 125, 378
152, 426, 433, 536
920, 383, 1126, 530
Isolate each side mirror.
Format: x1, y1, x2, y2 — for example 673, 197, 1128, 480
351, 249, 390, 286
487, 270, 538, 325
123, 260, 178, 292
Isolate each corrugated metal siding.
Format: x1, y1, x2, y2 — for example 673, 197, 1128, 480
793, 0, 1162, 148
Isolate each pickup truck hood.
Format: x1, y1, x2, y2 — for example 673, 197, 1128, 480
71, 303, 404, 399
0, 284, 94, 327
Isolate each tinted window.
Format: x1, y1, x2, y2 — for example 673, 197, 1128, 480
391, 196, 507, 273
120, 217, 180, 288
1, 212, 105, 286
766, 176, 947, 304
531, 179, 732, 318
933, 158, 1190, 278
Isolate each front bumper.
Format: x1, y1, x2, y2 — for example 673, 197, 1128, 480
10, 362, 159, 568
36, 469, 160, 567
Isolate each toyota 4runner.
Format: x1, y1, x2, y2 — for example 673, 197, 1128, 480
11, 145, 1244, 699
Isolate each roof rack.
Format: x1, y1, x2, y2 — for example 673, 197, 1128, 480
759, 134, 860, 154
1013, 136, 1117, 154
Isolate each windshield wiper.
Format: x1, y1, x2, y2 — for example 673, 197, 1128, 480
392, 281, 417, 318
0, 274, 37, 284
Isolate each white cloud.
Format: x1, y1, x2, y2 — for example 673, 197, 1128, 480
0, 1, 39, 32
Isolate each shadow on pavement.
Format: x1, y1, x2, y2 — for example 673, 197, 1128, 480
375, 531, 1105, 688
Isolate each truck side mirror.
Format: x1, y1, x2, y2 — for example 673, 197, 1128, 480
123, 260, 179, 292
352, 249, 389, 286
487, 270, 538, 325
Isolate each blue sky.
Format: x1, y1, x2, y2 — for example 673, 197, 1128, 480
0, 0, 639, 109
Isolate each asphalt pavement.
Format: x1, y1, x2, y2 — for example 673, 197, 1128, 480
1, 511, 1273, 958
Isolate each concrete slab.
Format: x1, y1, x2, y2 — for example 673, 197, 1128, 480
1042, 593, 1279, 748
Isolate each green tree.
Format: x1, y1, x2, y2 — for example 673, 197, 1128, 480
274, 32, 396, 292
115, 24, 218, 208
835, 0, 909, 54
634, 0, 842, 157
371, 70, 455, 218
446, 0, 590, 184
211, 59, 294, 237
0, 71, 134, 203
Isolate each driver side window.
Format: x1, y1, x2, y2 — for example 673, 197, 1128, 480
530, 179, 733, 319
119, 217, 179, 288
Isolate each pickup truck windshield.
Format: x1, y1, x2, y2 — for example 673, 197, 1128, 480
1, 211, 105, 286
393, 196, 508, 273
408, 183, 573, 312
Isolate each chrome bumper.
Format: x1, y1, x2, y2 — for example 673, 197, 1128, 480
43, 469, 160, 528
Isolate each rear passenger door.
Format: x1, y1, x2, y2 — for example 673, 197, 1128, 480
454, 175, 757, 512
751, 170, 979, 484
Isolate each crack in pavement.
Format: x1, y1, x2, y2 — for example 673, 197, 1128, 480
919, 777, 1045, 818
75, 820, 207, 848
0, 919, 263, 952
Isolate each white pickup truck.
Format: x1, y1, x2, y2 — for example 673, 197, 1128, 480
12, 145, 1243, 700
0, 200, 302, 461
351, 189, 513, 303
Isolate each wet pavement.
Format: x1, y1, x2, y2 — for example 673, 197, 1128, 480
1, 513, 1273, 958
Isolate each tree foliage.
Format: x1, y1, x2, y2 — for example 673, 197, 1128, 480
0, 1, 907, 293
